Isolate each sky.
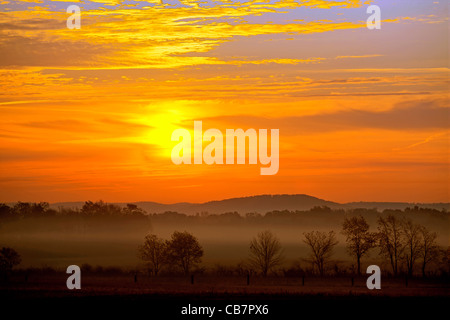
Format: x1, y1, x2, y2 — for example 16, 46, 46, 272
0, 0, 448, 204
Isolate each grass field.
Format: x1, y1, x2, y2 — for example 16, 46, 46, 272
2, 272, 449, 297
1, 272, 448, 318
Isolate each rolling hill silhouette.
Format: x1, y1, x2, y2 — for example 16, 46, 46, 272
50, 194, 450, 215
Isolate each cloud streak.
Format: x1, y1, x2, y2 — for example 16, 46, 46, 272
200, 99, 449, 134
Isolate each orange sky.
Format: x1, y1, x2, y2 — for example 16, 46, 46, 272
0, 0, 448, 203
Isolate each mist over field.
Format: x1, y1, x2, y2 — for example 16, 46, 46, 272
1, 196, 448, 274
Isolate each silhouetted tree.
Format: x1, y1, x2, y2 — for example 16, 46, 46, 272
303, 231, 338, 276
31, 202, 50, 216
13, 202, 32, 217
402, 218, 422, 277
81, 201, 122, 216
342, 215, 376, 275
123, 204, 146, 217
443, 247, 450, 275
310, 206, 332, 213
0, 204, 12, 219
249, 230, 283, 277
419, 226, 440, 277
0, 247, 21, 272
377, 214, 404, 276
166, 231, 203, 275
245, 212, 262, 220
138, 234, 167, 276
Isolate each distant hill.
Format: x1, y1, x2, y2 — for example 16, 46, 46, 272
345, 201, 450, 211
49, 194, 450, 215
147, 194, 341, 215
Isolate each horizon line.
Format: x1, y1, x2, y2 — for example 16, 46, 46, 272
3, 193, 450, 206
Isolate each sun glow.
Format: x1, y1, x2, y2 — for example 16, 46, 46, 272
0, 1, 448, 203
139, 104, 189, 158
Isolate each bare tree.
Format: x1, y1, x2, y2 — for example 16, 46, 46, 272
443, 247, 450, 275
419, 226, 440, 277
402, 218, 422, 277
377, 214, 404, 276
249, 230, 283, 276
342, 215, 376, 275
0, 247, 21, 274
166, 231, 203, 275
138, 234, 167, 276
303, 231, 338, 276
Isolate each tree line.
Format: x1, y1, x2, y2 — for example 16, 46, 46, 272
0, 201, 147, 219
139, 214, 446, 278
253, 214, 445, 277
1, 201, 447, 223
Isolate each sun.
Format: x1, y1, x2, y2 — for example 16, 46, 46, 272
134, 100, 224, 160
137, 103, 190, 159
